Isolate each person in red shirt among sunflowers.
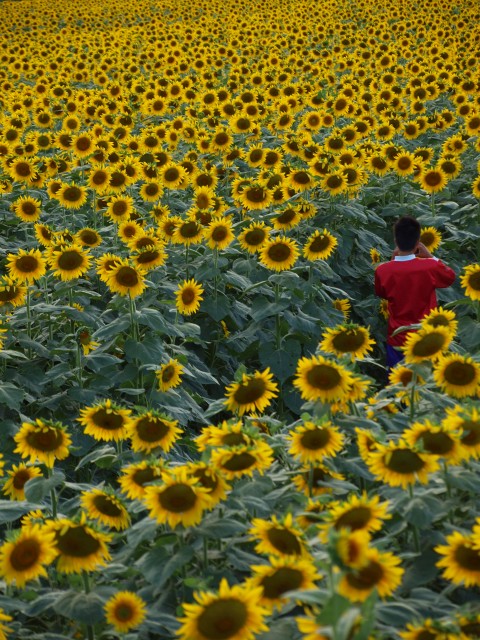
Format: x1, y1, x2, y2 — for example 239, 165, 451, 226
374, 215, 456, 369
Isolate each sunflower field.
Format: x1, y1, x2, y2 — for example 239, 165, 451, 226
1, 0, 480, 637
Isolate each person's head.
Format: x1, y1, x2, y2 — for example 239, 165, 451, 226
393, 215, 421, 252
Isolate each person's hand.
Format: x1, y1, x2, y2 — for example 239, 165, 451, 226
414, 242, 433, 259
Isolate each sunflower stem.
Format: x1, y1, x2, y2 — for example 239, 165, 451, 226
50, 488, 58, 519
407, 484, 420, 553
128, 292, 138, 342
409, 371, 417, 421
76, 342, 83, 389
213, 247, 218, 299
275, 283, 281, 349
308, 465, 314, 498
430, 193, 436, 217
25, 285, 32, 356
203, 536, 209, 574
185, 244, 190, 280
82, 572, 95, 640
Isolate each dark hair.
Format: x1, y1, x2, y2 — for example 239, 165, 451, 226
394, 215, 421, 251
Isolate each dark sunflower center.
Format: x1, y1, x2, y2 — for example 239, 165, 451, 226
222, 433, 247, 446
63, 186, 83, 202
267, 242, 291, 262
372, 157, 387, 170
310, 236, 332, 255
79, 231, 98, 245
16, 256, 39, 273
245, 228, 266, 245
196, 193, 210, 209
26, 427, 63, 451
418, 431, 454, 455
424, 172, 442, 187
415, 631, 437, 640
454, 544, 480, 571
164, 168, 180, 183
420, 232, 434, 246
398, 371, 413, 385
331, 330, 366, 352
460, 622, 480, 637
276, 209, 296, 224
245, 187, 266, 203
115, 604, 134, 621
413, 332, 449, 357
112, 201, 128, 216
293, 171, 310, 185
197, 599, 248, 640
161, 365, 176, 383
16, 162, 32, 177
0, 286, 20, 302
300, 427, 332, 451
93, 494, 123, 517
10, 538, 41, 570
13, 469, 32, 489
212, 226, 228, 242
180, 287, 196, 305
397, 157, 412, 170
110, 171, 126, 187
467, 272, 480, 291
385, 448, 425, 473
266, 527, 302, 554
249, 149, 263, 162
345, 559, 384, 590
306, 364, 341, 390
91, 408, 124, 430
193, 469, 218, 492
57, 251, 84, 271
179, 221, 201, 238
56, 526, 101, 557
460, 421, 480, 446
215, 133, 229, 146
158, 484, 196, 512
137, 250, 159, 265
21, 202, 37, 216
132, 467, 157, 486
115, 266, 139, 287
76, 137, 92, 151
328, 138, 344, 150
222, 452, 256, 472
334, 506, 372, 530
136, 417, 170, 443
261, 567, 303, 599
233, 377, 267, 404
425, 316, 449, 328
443, 361, 476, 386
145, 184, 160, 196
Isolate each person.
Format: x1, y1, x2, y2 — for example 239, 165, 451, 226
374, 215, 455, 369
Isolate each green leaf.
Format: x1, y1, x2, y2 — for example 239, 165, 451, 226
84, 352, 123, 372
53, 590, 104, 624
0, 382, 24, 409
259, 339, 301, 383
137, 545, 194, 587
24, 471, 65, 503
75, 445, 116, 470
93, 318, 130, 340
202, 294, 230, 321
0, 500, 44, 524
251, 295, 289, 322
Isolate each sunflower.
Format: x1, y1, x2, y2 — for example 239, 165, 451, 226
127, 410, 182, 454
2, 463, 42, 501
435, 531, 480, 587
45, 514, 112, 574
8, 157, 37, 183
370, 248, 382, 264
0, 524, 58, 587
195, 420, 251, 451
118, 220, 143, 243
78, 329, 100, 356
186, 462, 230, 506
205, 217, 235, 250
365, 439, 440, 489
50, 244, 91, 281
118, 460, 165, 500
105, 259, 147, 298
11, 196, 42, 223
392, 151, 417, 177
160, 163, 187, 189
303, 229, 338, 261
418, 169, 447, 193
271, 207, 302, 231
132, 245, 167, 272
461, 264, 480, 301
319, 494, 390, 542
472, 176, 480, 199
78, 399, 132, 442
293, 462, 345, 497
171, 220, 205, 246
143, 467, 213, 529
399, 619, 449, 640
237, 222, 271, 254
334, 528, 372, 570
177, 578, 268, 640
96, 253, 122, 283
14, 419, 71, 468
105, 591, 147, 633
0, 275, 27, 308
338, 547, 403, 602
224, 368, 278, 415
33, 223, 53, 247
442, 406, 480, 460
319, 324, 375, 360
238, 183, 272, 211
80, 489, 130, 531
156, 358, 184, 392
57, 183, 88, 209
210, 441, 274, 480
421, 307, 458, 334
247, 556, 320, 610
293, 355, 353, 404
140, 181, 164, 203
420, 226, 442, 252
175, 279, 204, 315
296, 612, 328, 640
0, 609, 12, 640
288, 421, 344, 464
259, 236, 298, 272
106, 195, 135, 222
87, 167, 111, 193
332, 298, 351, 319
433, 354, 480, 398
6, 248, 46, 283
403, 326, 453, 364
321, 172, 348, 196
75, 228, 102, 248
249, 514, 307, 558
403, 420, 465, 464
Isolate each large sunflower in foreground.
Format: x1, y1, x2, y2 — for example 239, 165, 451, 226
12, 195, 42, 223
419, 226, 442, 252
195, 420, 251, 451
0, 524, 57, 587
143, 467, 212, 529
402, 326, 453, 364
2, 463, 43, 501
403, 420, 466, 464
118, 460, 165, 500
224, 368, 278, 416
14, 419, 71, 468
338, 547, 403, 602
156, 358, 184, 392
460, 264, 480, 301
259, 236, 298, 272
435, 531, 480, 587
288, 421, 344, 464
319, 323, 375, 360
177, 578, 269, 640
80, 489, 130, 531
186, 462, 230, 506
175, 278, 204, 315
249, 513, 308, 558
45, 515, 112, 574
319, 493, 390, 542
0, 275, 27, 308
303, 229, 338, 261
6, 248, 46, 283
105, 591, 147, 633
365, 439, 440, 489
127, 410, 182, 454
211, 441, 274, 480
247, 556, 320, 611
421, 307, 458, 334
105, 258, 147, 298
237, 222, 271, 254
78, 399, 132, 442
433, 354, 480, 398
293, 355, 353, 403
50, 244, 91, 281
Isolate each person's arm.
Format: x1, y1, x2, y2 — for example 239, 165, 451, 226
374, 267, 386, 298
416, 242, 455, 288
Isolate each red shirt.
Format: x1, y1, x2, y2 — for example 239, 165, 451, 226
374, 256, 456, 346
